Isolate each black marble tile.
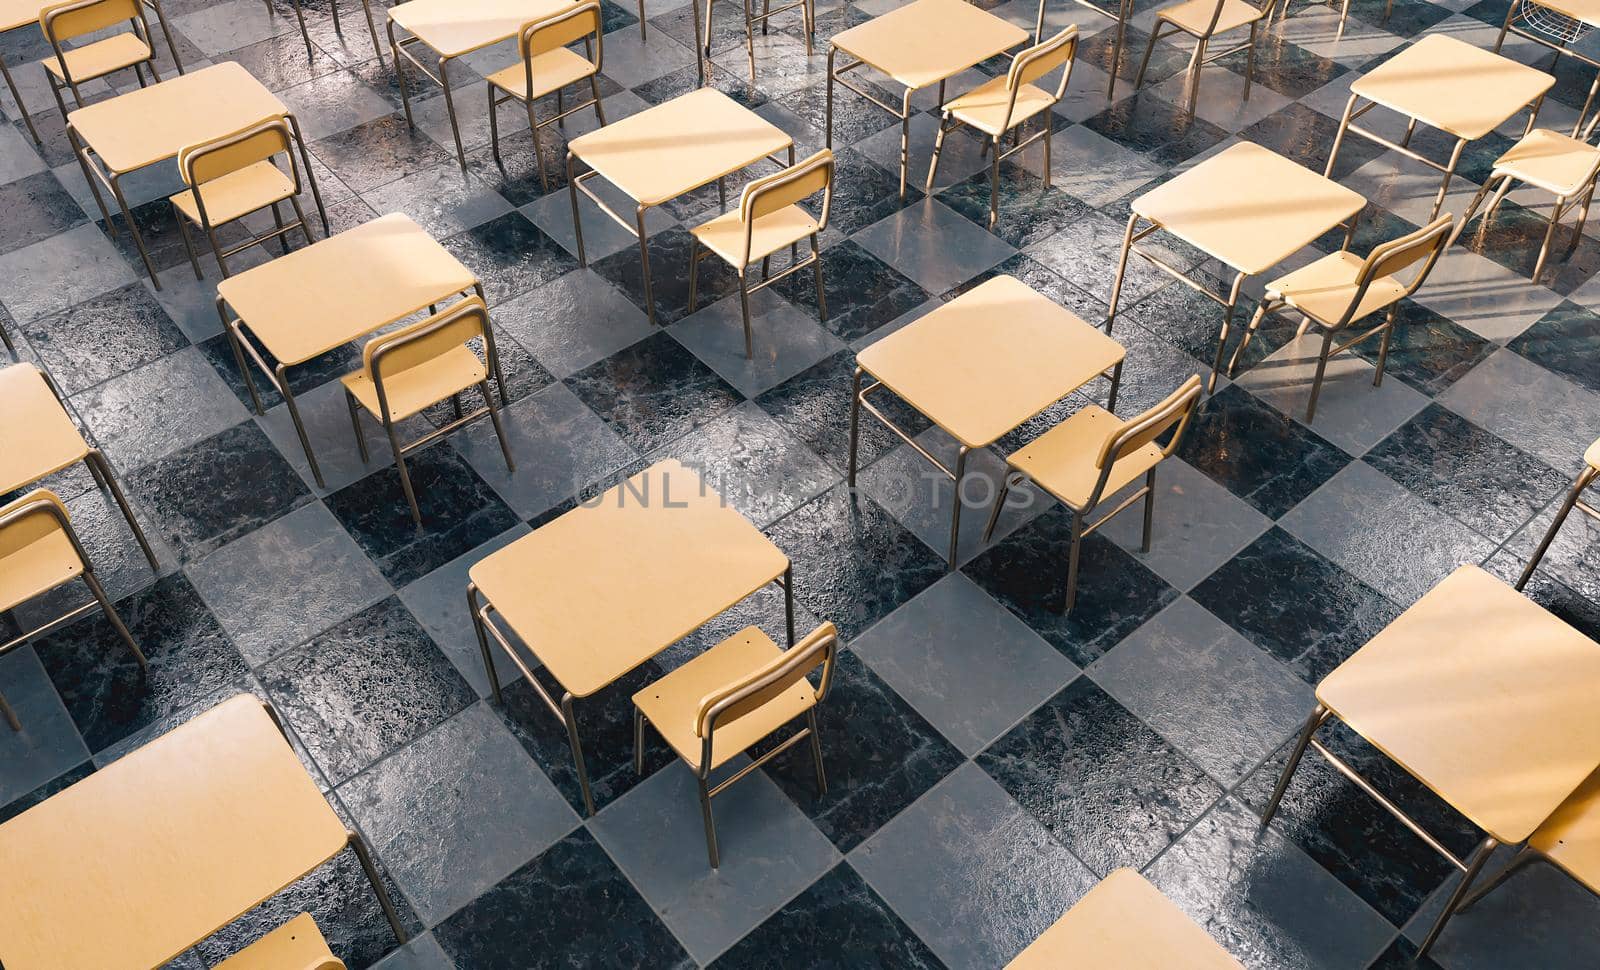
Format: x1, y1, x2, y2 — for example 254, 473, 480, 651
1078, 24, 1188, 88
1365, 403, 1568, 544
754, 349, 933, 473
433, 830, 692, 970
979, 677, 1222, 875
944, 252, 1107, 328
0, 170, 86, 254
648, 0, 753, 64
309, 112, 453, 193
598, 0, 640, 32
325, 441, 521, 585
1083, 90, 1231, 167
763, 484, 946, 640
125, 421, 312, 558
1190, 527, 1403, 683
1179, 384, 1350, 518
20, 282, 189, 395
1348, 300, 1494, 397
95, 197, 254, 275
1349, 0, 1451, 37
226, 32, 346, 92
1218, 34, 1346, 100
762, 650, 962, 852
564, 329, 743, 451
632, 61, 767, 112
592, 226, 742, 325
1365, 935, 1447, 969
1121, 277, 1277, 379
441, 211, 580, 305
1235, 722, 1483, 927
260, 597, 475, 784
962, 505, 1180, 667
824, 147, 922, 236
34, 572, 250, 754
1242, 102, 1387, 180
773, 74, 900, 148
939, 163, 1093, 250
709, 862, 943, 969
771, 239, 931, 343
658, 403, 840, 528
1485, 551, 1600, 644
0, 760, 93, 823
463, 123, 572, 206
1509, 300, 1600, 394
197, 331, 361, 412
1457, 199, 1600, 296
495, 661, 674, 816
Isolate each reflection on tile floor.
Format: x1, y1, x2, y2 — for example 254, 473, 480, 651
3, 1, 1600, 967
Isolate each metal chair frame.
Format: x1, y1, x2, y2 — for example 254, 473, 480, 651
1515, 455, 1599, 592
1133, 0, 1271, 112
40, 0, 159, 127
700, 0, 814, 84
486, 1, 608, 193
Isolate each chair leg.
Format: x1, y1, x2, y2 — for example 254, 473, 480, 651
633, 708, 646, 774
1141, 467, 1156, 553
270, 202, 290, 255
638, 0, 646, 38
982, 473, 1016, 544
925, 115, 949, 192
1458, 845, 1541, 912
1061, 510, 1084, 613
1416, 837, 1501, 960
1042, 116, 1052, 189
806, 708, 827, 795
590, 75, 607, 126
525, 101, 550, 193
88, 450, 159, 572
345, 389, 370, 462
85, 569, 148, 671
1304, 333, 1334, 423
0, 688, 18, 731
1260, 705, 1330, 830
480, 380, 515, 473
174, 211, 204, 281
737, 270, 754, 359
387, 425, 423, 528
288, 195, 315, 247
810, 234, 827, 322
1244, 22, 1257, 101
988, 136, 1001, 229
203, 220, 230, 279
743, 0, 757, 84
1187, 37, 1206, 113
1373, 307, 1396, 386
1517, 466, 1598, 590
698, 776, 721, 868
487, 83, 504, 169
687, 238, 702, 313
1532, 194, 1565, 283
1133, 25, 1161, 91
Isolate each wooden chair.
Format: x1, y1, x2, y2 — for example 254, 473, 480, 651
1230, 213, 1453, 423
632, 622, 839, 868
340, 297, 515, 527
701, 0, 815, 84
0, 488, 146, 731
214, 913, 346, 970
1458, 121, 1600, 284
1133, 0, 1270, 112
1516, 435, 1599, 591
929, 26, 1079, 229
171, 116, 321, 279
983, 375, 1203, 613
38, 0, 158, 126
688, 149, 834, 358
485, 1, 606, 193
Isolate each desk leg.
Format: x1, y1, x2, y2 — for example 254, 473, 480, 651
782, 564, 796, 646
567, 154, 587, 265
1324, 93, 1356, 179
897, 88, 913, 199
825, 47, 835, 149
1416, 837, 1499, 960
1494, 0, 1514, 53
1105, 212, 1138, 334
562, 692, 598, 816
110, 172, 162, 288
468, 583, 503, 703
146, 0, 185, 73
279, 365, 327, 489
1207, 271, 1246, 394
361, 0, 388, 66
223, 317, 266, 414
286, 0, 314, 61
390, 20, 415, 128
637, 204, 658, 325
1429, 138, 1466, 223
440, 56, 468, 170
286, 113, 330, 236
695, 0, 707, 85
846, 365, 864, 486
350, 832, 410, 944
947, 445, 969, 568
1108, 0, 1130, 99
0, 53, 39, 144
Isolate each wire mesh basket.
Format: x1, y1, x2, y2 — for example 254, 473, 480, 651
1518, 0, 1593, 45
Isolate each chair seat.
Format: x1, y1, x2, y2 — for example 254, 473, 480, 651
170, 161, 296, 227
1494, 128, 1600, 198
1587, 435, 1600, 472
340, 345, 487, 421
1530, 767, 1600, 896
486, 48, 598, 101
944, 73, 1055, 137
633, 626, 817, 771
214, 913, 344, 970
1156, 0, 1266, 35
1006, 404, 1162, 511
41, 32, 152, 82
1264, 250, 1407, 328
0, 515, 81, 614
691, 203, 819, 266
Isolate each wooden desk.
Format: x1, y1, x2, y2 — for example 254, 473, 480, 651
565, 87, 794, 323
0, 363, 156, 569
1262, 564, 1600, 960
0, 0, 184, 147
1108, 141, 1365, 391
828, 0, 1028, 196
65, 62, 326, 289
468, 459, 793, 814
0, 695, 406, 970
1327, 35, 1553, 221
849, 274, 1126, 566
1008, 868, 1243, 969
388, 0, 576, 168
215, 212, 484, 489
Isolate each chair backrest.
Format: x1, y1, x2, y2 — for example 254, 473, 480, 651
520, 1, 603, 69
999, 27, 1078, 133
1091, 375, 1203, 496
364, 296, 492, 419
0, 488, 83, 575
1336, 213, 1453, 329
695, 622, 839, 746
179, 115, 296, 188
735, 149, 834, 261
40, 0, 140, 45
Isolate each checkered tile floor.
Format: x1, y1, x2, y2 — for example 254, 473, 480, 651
3, 0, 1599, 966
